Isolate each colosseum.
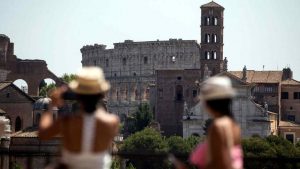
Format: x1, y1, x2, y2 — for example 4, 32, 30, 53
81, 1, 227, 119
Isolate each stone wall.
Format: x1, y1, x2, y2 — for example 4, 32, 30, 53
81, 39, 201, 117
155, 69, 201, 136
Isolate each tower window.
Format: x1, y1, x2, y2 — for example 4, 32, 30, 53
122, 58, 127, 66
105, 59, 109, 67
214, 17, 218, 26
144, 57, 148, 64
213, 51, 217, 59
206, 17, 210, 25
206, 34, 210, 43
205, 51, 210, 60
214, 34, 217, 43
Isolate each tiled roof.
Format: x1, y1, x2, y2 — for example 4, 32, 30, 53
281, 79, 300, 85
11, 127, 39, 138
0, 81, 11, 90
201, 1, 224, 8
0, 81, 35, 102
279, 121, 300, 127
229, 70, 283, 83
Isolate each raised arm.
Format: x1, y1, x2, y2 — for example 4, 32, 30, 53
38, 86, 67, 140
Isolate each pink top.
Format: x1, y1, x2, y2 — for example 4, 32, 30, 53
190, 141, 243, 169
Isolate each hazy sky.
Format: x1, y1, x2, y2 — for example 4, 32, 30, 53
1, 0, 300, 80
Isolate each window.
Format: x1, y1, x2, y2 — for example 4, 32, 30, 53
205, 51, 210, 60
285, 133, 294, 144
206, 17, 210, 25
135, 89, 139, 100
176, 85, 183, 101
15, 116, 22, 132
281, 92, 289, 99
133, 72, 136, 76
214, 17, 218, 26
144, 57, 148, 64
192, 90, 198, 98
158, 89, 163, 99
6, 93, 10, 98
114, 73, 117, 77
294, 92, 300, 99
93, 60, 97, 66
213, 51, 217, 59
287, 115, 296, 122
177, 76, 182, 80
206, 34, 210, 43
122, 58, 127, 66
105, 59, 109, 67
214, 34, 217, 43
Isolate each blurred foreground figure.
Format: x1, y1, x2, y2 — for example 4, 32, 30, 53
190, 77, 243, 169
39, 67, 120, 169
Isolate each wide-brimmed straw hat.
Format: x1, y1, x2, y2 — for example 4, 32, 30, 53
69, 67, 110, 94
200, 76, 236, 101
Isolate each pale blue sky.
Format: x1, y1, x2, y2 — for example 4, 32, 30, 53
1, 0, 300, 80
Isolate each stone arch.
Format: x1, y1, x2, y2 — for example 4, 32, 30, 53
6, 65, 64, 96
15, 116, 22, 132
13, 79, 28, 94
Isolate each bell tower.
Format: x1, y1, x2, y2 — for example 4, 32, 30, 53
200, 1, 226, 78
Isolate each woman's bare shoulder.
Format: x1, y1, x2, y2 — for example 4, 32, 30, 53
95, 109, 120, 125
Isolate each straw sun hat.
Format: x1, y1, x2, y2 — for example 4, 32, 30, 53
69, 67, 110, 94
200, 76, 236, 101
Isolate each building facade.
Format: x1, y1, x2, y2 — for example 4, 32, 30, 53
0, 82, 34, 132
81, 1, 227, 118
182, 72, 278, 138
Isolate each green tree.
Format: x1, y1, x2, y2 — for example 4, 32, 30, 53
120, 128, 168, 169
185, 135, 202, 151
110, 159, 120, 169
167, 136, 190, 154
265, 135, 298, 157
242, 137, 276, 158
39, 83, 56, 97
126, 163, 136, 169
123, 103, 153, 135
39, 80, 47, 90
61, 73, 76, 83
135, 103, 153, 131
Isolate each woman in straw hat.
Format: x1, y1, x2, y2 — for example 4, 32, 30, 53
189, 76, 243, 169
39, 67, 119, 169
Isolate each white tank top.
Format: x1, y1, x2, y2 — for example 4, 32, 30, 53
61, 114, 112, 169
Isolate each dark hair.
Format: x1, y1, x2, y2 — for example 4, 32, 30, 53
76, 94, 105, 114
205, 98, 234, 119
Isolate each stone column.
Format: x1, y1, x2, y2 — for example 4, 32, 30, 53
130, 84, 136, 102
